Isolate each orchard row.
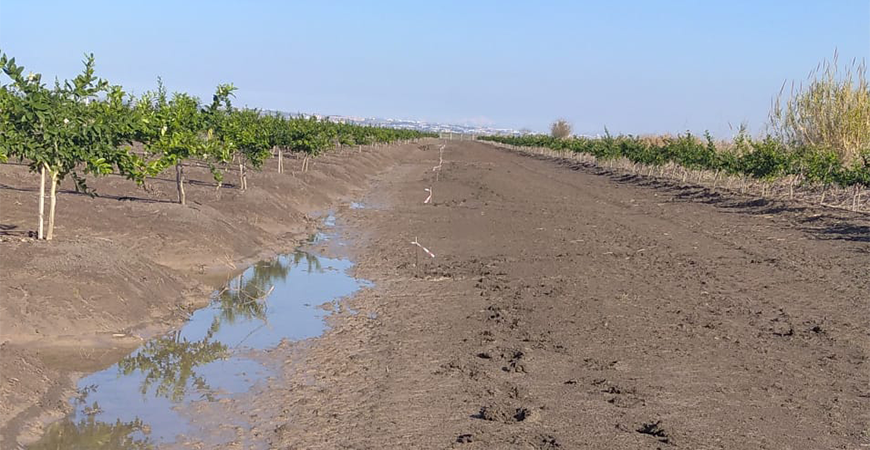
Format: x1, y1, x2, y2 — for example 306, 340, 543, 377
0, 53, 434, 239
480, 131, 869, 209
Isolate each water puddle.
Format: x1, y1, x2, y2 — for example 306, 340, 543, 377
29, 213, 369, 449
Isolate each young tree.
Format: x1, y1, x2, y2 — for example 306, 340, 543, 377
289, 116, 331, 172
0, 53, 137, 239
135, 83, 227, 204
220, 108, 272, 190
264, 113, 292, 173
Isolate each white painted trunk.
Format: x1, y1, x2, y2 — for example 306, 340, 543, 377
38, 164, 46, 239
46, 171, 58, 241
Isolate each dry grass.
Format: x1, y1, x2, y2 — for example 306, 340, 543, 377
770, 51, 870, 165
550, 119, 572, 139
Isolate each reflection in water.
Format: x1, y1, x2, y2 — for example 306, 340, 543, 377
117, 250, 322, 403
113, 250, 323, 404
211, 250, 321, 332
29, 241, 369, 448
293, 249, 323, 273
117, 329, 228, 403
32, 415, 154, 450
31, 388, 154, 450
218, 250, 323, 319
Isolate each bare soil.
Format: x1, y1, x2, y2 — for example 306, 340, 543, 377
3, 140, 870, 449
0, 142, 421, 447
182, 140, 869, 449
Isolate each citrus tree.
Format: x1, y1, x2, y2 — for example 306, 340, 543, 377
205, 84, 272, 190
0, 53, 139, 239
223, 108, 272, 190
134, 82, 229, 204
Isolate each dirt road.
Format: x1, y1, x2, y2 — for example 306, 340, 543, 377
192, 140, 869, 449
4, 140, 869, 448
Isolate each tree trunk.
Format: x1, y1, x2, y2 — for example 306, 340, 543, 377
38, 164, 46, 239
712, 169, 721, 190
46, 170, 58, 241
176, 163, 186, 205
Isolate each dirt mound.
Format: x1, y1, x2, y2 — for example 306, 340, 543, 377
0, 142, 429, 447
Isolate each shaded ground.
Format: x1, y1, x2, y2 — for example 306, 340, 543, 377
0, 142, 425, 447
3, 139, 869, 448
186, 140, 868, 449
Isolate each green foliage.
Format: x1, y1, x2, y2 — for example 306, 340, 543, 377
0, 52, 140, 188
133, 83, 226, 181
225, 108, 274, 168
1, 51, 433, 238
480, 131, 870, 188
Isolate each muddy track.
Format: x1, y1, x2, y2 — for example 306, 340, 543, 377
187, 140, 868, 449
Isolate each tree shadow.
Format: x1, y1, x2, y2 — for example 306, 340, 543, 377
188, 179, 237, 189
602, 167, 870, 244
95, 193, 176, 204
0, 161, 30, 168
0, 182, 36, 193
0, 224, 32, 237
511, 148, 870, 244
802, 220, 870, 243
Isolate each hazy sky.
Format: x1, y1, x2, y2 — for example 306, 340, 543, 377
1, 1, 867, 135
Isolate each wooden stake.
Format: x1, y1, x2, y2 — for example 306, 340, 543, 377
46, 170, 58, 241
38, 164, 46, 239
176, 163, 186, 205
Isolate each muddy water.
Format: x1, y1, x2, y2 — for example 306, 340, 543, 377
28, 213, 369, 449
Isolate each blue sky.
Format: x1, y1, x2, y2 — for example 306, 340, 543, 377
1, 1, 867, 135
